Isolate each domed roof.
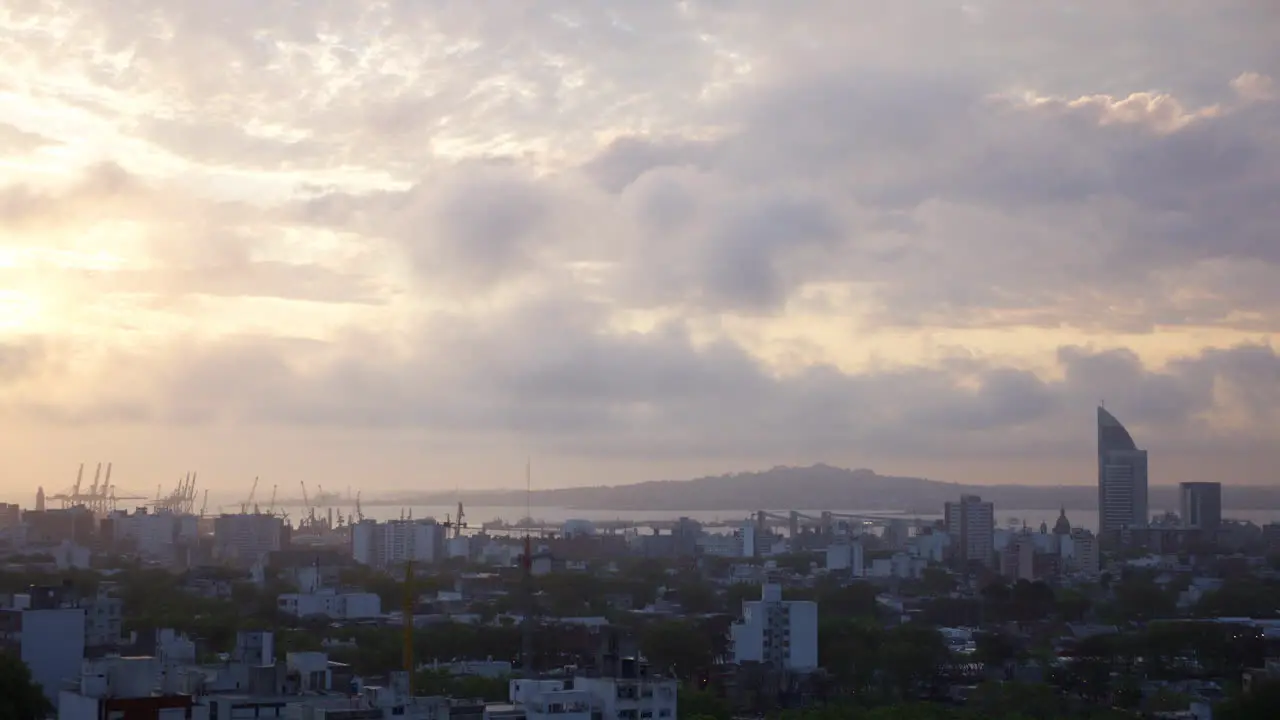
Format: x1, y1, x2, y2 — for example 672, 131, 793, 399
1053, 507, 1072, 535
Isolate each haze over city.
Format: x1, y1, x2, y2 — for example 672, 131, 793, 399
2, 2, 1279, 497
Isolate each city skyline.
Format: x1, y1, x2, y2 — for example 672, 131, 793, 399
1, 2, 1279, 491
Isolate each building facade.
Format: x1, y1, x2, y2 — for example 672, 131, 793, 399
944, 494, 995, 567
213, 513, 287, 565
1180, 482, 1223, 532
729, 584, 818, 672
351, 519, 444, 569
1097, 406, 1149, 533
0, 597, 86, 707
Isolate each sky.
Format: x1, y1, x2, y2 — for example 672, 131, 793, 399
1, 1, 1278, 502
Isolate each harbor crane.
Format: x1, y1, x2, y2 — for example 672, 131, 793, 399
240, 477, 259, 514
153, 472, 199, 514
443, 502, 467, 538
50, 462, 145, 514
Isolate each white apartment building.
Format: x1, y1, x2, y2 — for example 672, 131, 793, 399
109, 508, 199, 559
82, 588, 124, 650
1001, 535, 1036, 582
729, 584, 818, 672
0, 601, 86, 708
351, 519, 445, 568
867, 552, 926, 580
574, 676, 677, 720
945, 494, 995, 567
276, 589, 382, 620
59, 656, 197, 720
503, 679, 592, 720
825, 540, 864, 576
696, 532, 745, 558
500, 675, 678, 720
213, 513, 286, 565
1061, 529, 1100, 577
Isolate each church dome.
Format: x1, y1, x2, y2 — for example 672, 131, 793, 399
1053, 507, 1072, 535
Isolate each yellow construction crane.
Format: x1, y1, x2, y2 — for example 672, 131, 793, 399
403, 560, 414, 695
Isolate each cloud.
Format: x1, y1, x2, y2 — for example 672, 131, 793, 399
1, 1, 1279, 487
0, 165, 385, 305
0, 122, 57, 153
5, 286, 1278, 467
0, 338, 44, 384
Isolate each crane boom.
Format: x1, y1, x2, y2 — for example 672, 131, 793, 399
300, 481, 312, 521
242, 477, 259, 514
403, 560, 414, 693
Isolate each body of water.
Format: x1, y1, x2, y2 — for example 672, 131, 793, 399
272, 504, 1280, 534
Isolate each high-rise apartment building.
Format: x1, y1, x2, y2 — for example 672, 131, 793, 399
350, 518, 444, 569
729, 584, 818, 672
944, 494, 995, 567
213, 513, 287, 565
1097, 406, 1149, 533
1179, 482, 1223, 532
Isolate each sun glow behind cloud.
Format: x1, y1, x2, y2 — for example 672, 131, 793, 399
0, 1, 1278, 497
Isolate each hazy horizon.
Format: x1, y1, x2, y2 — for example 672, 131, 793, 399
2, 2, 1278, 496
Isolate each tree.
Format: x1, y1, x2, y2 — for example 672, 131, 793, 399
0, 653, 53, 720
673, 580, 719, 615
1217, 678, 1280, 720
917, 567, 957, 596
974, 630, 1021, 668
1103, 572, 1176, 622
640, 620, 716, 680
818, 617, 884, 697
1195, 578, 1280, 619
414, 670, 509, 702
1054, 587, 1092, 623
1007, 580, 1056, 623
967, 681, 1061, 720
679, 685, 732, 720
879, 625, 949, 700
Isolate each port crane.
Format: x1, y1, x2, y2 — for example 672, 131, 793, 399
153, 472, 199, 514
49, 463, 146, 514
442, 502, 467, 538
240, 477, 259, 514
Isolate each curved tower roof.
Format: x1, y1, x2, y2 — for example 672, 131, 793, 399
1097, 406, 1138, 452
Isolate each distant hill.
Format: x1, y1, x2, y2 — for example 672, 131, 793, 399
388, 464, 1280, 513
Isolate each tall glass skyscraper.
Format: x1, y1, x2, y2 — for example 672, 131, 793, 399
1097, 406, 1149, 533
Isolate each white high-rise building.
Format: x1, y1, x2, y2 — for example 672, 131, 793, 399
350, 519, 443, 568
729, 584, 818, 672
945, 494, 995, 567
109, 508, 198, 560
213, 513, 286, 565
1098, 406, 1149, 532
825, 540, 864, 576
1061, 529, 1100, 577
